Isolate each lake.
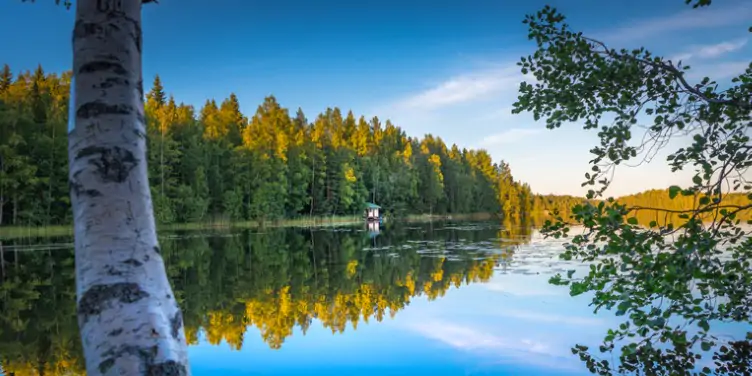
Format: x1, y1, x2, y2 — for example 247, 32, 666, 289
0, 221, 732, 375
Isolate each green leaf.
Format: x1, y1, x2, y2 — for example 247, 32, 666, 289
698, 319, 709, 332
650, 317, 666, 328
701, 341, 712, 351
668, 185, 681, 199
692, 175, 703, 185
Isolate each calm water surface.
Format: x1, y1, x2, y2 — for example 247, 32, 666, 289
2, 221, 739, 375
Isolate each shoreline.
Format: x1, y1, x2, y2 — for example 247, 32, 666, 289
0, 212, 498, 239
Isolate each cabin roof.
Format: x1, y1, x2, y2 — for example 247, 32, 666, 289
365, 202, 382, 209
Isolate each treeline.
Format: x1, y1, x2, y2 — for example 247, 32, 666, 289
619, 189, 752, 226
531, 194, 589, 224
0, 223, 531, 374
0, 64, 537, 226
3, 64, 745, 229
531, 190, 752, 227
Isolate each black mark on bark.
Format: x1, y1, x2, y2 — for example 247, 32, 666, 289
100, 344, 180, 376
100, 76, 130, 89
79, 61, 127, 76
69, 180, 102, 198
76, 145, 107, 160
136, 109, 146, 125
75, 146, 138, 183
78, 282, 149, 323
77, 101, 134, 119
132, 322, 147, 333
137, 79, 144, 98
170, 310, 183, 340
147, 361, 188, 376
73, 21, 101, 42
108, 328, 123, 337
123, 258, 143, 267
105, 264, 123, 276
97, 0, 123, 13
134, 127, 146, 139
153, 246, 161, 254
98, 358, 116, 374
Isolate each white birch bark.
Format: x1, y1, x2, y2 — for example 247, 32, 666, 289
68, 0, 190, 374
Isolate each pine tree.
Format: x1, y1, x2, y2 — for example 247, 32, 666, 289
0, 64, 11, 93
146, 74, 166, 108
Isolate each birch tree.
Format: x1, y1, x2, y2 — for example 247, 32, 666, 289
65, 0, 189, 374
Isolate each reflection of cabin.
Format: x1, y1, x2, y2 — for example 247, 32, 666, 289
367, 220, 380, 235
364, 202, 382, 222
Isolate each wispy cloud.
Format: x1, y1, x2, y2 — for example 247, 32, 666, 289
597, 2, 752, 43
404, 319, 580, 372
397, 65, 527, 111
408, 320, 553, 355
672, 38, 748, 61
480, 128, 541, 147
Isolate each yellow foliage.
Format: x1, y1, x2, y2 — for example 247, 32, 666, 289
346, 259, 359, 277
344, 165, 357, 183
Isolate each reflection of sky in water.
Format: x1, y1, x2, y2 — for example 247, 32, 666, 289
186, 230, 609, 375
186, 226, 752, 375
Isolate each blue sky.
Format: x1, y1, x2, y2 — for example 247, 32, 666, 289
1, 0, 751, 196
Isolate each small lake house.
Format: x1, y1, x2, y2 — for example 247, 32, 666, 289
365, 202, 381, 221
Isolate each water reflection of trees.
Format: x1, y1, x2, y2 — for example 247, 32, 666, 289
0, 222, 532, 375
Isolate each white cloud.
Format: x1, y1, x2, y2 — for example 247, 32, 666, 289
408, 320, 553, 355
403, 319, 581, 372
480, 128, 541, 147
694, 39, 748, 58
397, 65, 528, 111
598, 2, 752, 44
672, 38, 748, 62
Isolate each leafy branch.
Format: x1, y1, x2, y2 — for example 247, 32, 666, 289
514, 3, 752, 375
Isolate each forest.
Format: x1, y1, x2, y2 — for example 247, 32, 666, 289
0, 64, 537, 227
0, 224, 530, 375
1, 63, 748, 229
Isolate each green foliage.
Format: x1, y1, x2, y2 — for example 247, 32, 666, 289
0, 65, 535, 226
514, 3, 752, 375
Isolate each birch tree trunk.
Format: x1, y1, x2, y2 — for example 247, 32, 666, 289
69, 0, 190, 374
